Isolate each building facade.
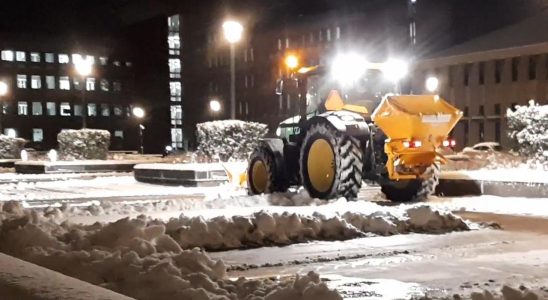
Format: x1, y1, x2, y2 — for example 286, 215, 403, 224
413, 11, 548, 149
0, 37, 141, 151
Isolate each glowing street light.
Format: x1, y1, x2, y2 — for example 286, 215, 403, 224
285, 54, 299, 70
132, 106, 145, 119
0, 80, 8, 133
223, 20, 243, 119
222, 21, 244, 44
132, 106, 146, 154
425, 76, 439, 93
382, 59, 408, 83
74, 55, 94, 129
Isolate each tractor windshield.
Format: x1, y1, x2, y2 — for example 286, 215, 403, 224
306, 69, 394, 114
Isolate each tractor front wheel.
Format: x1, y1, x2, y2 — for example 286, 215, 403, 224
300, 123, 363, 200
247, 147, 288, 195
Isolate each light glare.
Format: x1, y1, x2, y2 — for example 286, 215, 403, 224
285, 55, 299, 69
222, 20, 243, 44
331, 53, 368, 86
74, 55, 94, 77
382, 59, 408, 82
0, 81, 7, 96
426, 76, 439, 92
210, 99, 221, 112
132, 107, 145, 118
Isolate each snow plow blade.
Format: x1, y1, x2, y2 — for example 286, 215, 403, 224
372, 95, 462, 180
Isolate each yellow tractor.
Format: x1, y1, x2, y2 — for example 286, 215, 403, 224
247, 54, 462, 201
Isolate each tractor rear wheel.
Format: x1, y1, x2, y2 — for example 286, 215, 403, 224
380, 163, 440, 202
300, 123, 363, 200
247, 147, 288, 194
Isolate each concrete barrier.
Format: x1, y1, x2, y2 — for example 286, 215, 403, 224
0, 252, 133, 300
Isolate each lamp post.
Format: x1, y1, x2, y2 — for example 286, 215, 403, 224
0, 81, 7, 134
132, 106, 145, 154
209, 99, 221, 120
222, 20, 243, 119
74, 56, 93, 129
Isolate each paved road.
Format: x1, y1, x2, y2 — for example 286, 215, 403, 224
210, 213, 548, 299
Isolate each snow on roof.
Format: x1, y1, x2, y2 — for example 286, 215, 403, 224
425, 10, 548, 60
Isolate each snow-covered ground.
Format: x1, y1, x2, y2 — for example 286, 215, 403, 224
441, 168, 548, 183
429, 195, 548, 218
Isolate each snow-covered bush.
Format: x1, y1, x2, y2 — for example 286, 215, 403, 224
507, 100, 548, 168
57, 129, 111, 160
196, 120, 268, 161
0, 134, 26, 159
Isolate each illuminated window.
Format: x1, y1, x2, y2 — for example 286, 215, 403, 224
32, 102, 42, 115
101, 104, 110, 116
169, 58, 181, 74
113, 105, 123, 116
170, 105, 182, 125
58, 54, 69, 64
4, 128, 17, 138
113, 60, 121, 67
326, 29, 331, 41
30, 52, 41, 62
59, 76, 70, 90
46, 102, 56, 116
44, 76, 55, 89
32, 129, 43, 142
99, 56, 108, 65
86, 78, 95, 91
73, 78, 83, 91
17, 75, 27, 88
168, 15, 180, 32
170, 81, 181, 97
114, 130, 123, 138
15, 51, 26, 62
168, 33, 180, 49
73, 104, 83, 116
31, 75, 41, 89
60, 102, 71, 116
113, 81, 121, 92
100, 79, 109, 91
45, 53, 55, 63
1, 50, 14, 61
87, 103, 97, 116
18, 102, 28, 115
336, 26, 341, 39
171, 128, 183, 148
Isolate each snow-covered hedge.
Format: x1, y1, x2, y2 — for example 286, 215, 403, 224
196, 120, 268, 161
507, 100, 548, 168
0, 135, 26, 159
57, 129, 111, 160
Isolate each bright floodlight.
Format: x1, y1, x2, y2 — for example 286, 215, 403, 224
285, 55, 299, 69
132, 107, 145, 118
74, 55, 93, 77
426, 76, 439, 92
222, 20, 243, 44
331, 53, 368, 86
0, 81, 8, 96
382, 59, 409, 83
210, 99, 221, 112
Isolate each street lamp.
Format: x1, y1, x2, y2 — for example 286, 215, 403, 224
209, 99, 221, 120
74, 55, 94, 128
285, 54, 299, 70
222, 20, 243, 119
0, 81, 8, 134
425, 76, 439, 93
132, 106, 145, 154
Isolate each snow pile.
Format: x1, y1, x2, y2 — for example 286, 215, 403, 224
462, 285, 541, 300
0, 134, 26, 159
507, 100, 548, 169
0, 202, 341, 300
196, 120, 268, 161
164, 204, 468, 250
57, 129, 111, 160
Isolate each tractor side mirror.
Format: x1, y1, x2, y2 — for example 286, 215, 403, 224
275, 79, 284, 95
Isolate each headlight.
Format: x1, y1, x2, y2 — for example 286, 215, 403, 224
331, 53, 368, 86
276, 127, 282, 136
382, 59, 408, 82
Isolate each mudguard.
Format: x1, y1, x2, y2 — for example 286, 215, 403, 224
256, 138, 287, 181
303, 111, 370, 138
